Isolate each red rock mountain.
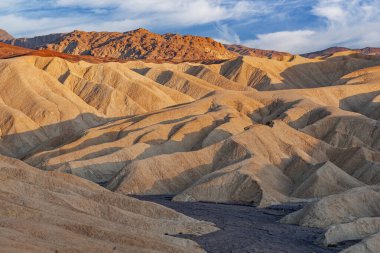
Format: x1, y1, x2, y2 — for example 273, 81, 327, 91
34, 29, 234, 62
1, 28, 236, 62
225, 44, 293, 61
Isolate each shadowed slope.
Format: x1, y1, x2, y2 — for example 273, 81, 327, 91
0, 155, 217, 253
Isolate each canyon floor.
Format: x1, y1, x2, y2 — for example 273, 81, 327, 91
136, 195, 354, 253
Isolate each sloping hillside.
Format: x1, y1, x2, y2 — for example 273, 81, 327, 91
0, 155, 216, 253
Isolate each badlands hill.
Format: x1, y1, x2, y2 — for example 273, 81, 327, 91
0, 155, 216, 253
1, 40, 380, 252
1, 29, 236, 62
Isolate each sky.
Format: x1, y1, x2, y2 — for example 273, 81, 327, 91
0, 0, 379, 54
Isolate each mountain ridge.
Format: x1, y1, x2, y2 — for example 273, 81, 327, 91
225, 44, 294, 61
1, 28, 236, 62
3, 28, 379, 62
302, 46, 380, 58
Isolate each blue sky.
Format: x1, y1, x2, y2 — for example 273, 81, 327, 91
0, 0, 379, 53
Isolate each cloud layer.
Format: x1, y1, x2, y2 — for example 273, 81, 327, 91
246, 0, 380, 53
0, 0, 262, 36
0, 0, 378, 53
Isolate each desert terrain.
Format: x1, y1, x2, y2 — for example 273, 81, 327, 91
0, 28, 380, 252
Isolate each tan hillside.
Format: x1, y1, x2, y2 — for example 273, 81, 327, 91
0, 155, 217, 253
290, 161, 365, 198
0, 55, 196, 158
3, 50, 377, 159
23, 84, 380, 208
212, 54, 380, 90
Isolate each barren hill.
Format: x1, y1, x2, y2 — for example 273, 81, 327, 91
0, 155, 216, 253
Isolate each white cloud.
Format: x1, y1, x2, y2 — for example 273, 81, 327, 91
1, 0, 264, 37
0, 14, 83, 36
245, 30, 316, 52
55, 0, 262, 29
245, 0, 380, 54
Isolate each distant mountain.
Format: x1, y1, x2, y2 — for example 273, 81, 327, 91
2, 32, 65, 50
302, 46, 380, 58
1, 28, 236, 62
225, 44, 293, 61
0, 29, 14, 40
0, 42, 125, 63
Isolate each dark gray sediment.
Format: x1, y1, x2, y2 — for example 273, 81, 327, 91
134, 195, 355, 253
